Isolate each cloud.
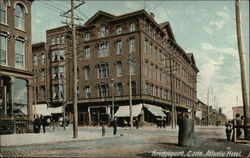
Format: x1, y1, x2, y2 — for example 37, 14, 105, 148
201, 43, 238, 56
209, 10, 230, 29
203, 26, 213, 34
124, 1, 140, 11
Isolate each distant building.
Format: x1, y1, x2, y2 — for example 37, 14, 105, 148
32, 10, 199, 126
232, 106, 244, 118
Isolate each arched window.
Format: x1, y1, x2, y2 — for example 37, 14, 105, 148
15, 3, 25, 30
85, 33, 90, 40
33, 55, 38, 65
0, 0, 8, 24
116, 26, 122, 35
130, 23, 135, 32
99, 26, 108, 37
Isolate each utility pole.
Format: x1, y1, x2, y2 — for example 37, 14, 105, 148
111, 78, 115, 121
61, 0, 84, 139
169, 54, 175, 129
71, 0, 78, 139
235, 0, 249, 139
129, 54, 133, 129
207, 87, 210, 126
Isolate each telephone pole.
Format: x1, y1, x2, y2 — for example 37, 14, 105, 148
207, 87, 210, 126
129, 54, 134, 129
61, 0, 85, 139
235, 0, 249, 139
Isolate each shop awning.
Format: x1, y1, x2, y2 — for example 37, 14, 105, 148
50, 106, 63, 114
143, 104, 166, 117
196, 110, 202, 119
115, 104, 142, 117
35, 104, 51, 116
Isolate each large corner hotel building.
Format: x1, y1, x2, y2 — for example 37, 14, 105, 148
33, 9, 199, 126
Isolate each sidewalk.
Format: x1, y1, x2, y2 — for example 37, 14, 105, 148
0, 125, 116, 147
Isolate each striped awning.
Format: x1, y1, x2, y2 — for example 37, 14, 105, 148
115, 104, 142, 117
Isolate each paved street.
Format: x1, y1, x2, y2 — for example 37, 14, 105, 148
0, 126, 250, 157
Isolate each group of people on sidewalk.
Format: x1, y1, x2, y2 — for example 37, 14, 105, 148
225, 113, 246, 141
33, 115, 47, 134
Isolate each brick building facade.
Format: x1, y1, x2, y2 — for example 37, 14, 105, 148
0, 0, 34, 120
33, 10, 199, 126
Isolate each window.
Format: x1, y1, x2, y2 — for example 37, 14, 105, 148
97, 62, 109, 78
160, 88, 163, 98
99, 26, 108, 37
77, 86, 80, 98
150, 44, 152, 56
51, 50, 58, 61
150, 63, 153, 78
0, 1, 7, 24
60, 36, 65, 44
0, 35, 7, 65
164, 71, 167, 83
164, 89, 168, 100
41, 69, 45, 81
116, 61, 122, 76
116, 40, 122, 54
155, 66, 158, 80
84, 66, 90, 80
53, 84, 59, 99
144, 40, 148, 53
85, 86, 91, 99
40, 54, 45, 65
131, 81, 136, 96
130, 59, 135, 75
117, 82, 123, 96
129, 38, 135, 53
59, 50, 65, 61
163, 71, 167, 82
85, 46, 90, 58
155, 47, 157, 58
15, 3, 24, 30
15, 40, 24, 68
85, 33, 90, 41
41, 86, 46, 100
145, 61, 148, 76
155, 86, 158, 97
59, 66, 64, 78
150, 84, 154, 96
98, 83, 109, 98
51, 38, 56, 45
116, 26, 122, 34
53, 67, 59, 79
98, 43, 109, 57
159, 69, 162, 82
129, 23, 135, 32
145, 83, 149, 95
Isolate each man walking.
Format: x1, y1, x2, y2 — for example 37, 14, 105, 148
40, 115, 46, 133
113, 117, 117, 135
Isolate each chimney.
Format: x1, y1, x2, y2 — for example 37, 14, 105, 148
150, 12, 155, 19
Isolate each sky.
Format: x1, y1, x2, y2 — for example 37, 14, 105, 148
31, 0, 249, 119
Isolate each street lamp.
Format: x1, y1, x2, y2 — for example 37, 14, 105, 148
111, 78, 115, 121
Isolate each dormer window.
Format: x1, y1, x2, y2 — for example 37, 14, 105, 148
116, 26, 122, 35
99, 26, 108, 38
85, 33, 90, 41
15, 3, 25, 30
129, 23, 135, 32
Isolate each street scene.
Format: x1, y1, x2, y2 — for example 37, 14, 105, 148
0, 0, 250, 157
1, 126, 250, 157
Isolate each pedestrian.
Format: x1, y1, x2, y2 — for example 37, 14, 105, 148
163, 118, 166, 128
239, 116, 245, 139
113, 117, 117, 135
40, 115, 46, 133
102, 124, 105, 136
232, 113, 241, 141
135, 118, 139, 129
33, 114, 41, 133
225, 123, 232, 141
